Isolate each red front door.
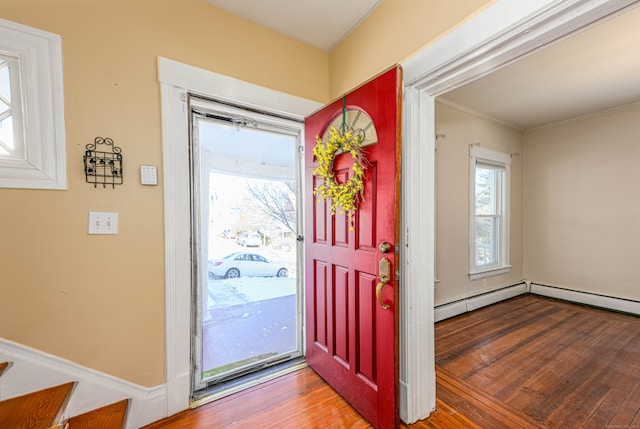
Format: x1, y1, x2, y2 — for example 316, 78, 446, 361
304, 67, 402, 428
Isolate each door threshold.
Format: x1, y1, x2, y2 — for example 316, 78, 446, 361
191, 358, 307, 408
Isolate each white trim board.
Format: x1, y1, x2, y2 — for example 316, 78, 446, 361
434, 283, 528, 323
0, 338, 165, 429
531, 284, 640, 316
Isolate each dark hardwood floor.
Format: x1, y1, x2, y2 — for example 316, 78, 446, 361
144, 295, 640, 428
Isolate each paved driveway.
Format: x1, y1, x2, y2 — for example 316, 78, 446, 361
202, 294, 297, 371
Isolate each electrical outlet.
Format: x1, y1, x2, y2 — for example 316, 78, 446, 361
482, 279, 487, 288
88, 212, 118, 234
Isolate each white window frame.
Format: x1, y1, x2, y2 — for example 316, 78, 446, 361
0, 18, 66, 189
0, 54, 25, 160
469, 146, 511, 280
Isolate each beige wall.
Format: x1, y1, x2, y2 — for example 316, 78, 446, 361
329, 0, 494, 99
434, 102, 524, 306
523, 106, 640, 301
0, 0, 328, 387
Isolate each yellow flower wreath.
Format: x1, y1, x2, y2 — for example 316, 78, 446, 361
312, 126, 367, 226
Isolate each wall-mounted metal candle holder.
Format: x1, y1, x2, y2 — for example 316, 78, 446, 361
83, 137, 123, 188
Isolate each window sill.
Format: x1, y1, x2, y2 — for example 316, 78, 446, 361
469, 265, 512, 281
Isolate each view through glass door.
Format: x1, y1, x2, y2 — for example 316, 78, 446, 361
190, 98, 304, 395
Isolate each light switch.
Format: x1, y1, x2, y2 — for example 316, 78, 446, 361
141, 165, 158, 186
88, 212, 118, 234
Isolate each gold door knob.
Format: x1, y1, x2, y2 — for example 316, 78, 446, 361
379, 241, 392, 253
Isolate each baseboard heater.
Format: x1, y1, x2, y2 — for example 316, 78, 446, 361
434, 283, 527, 322
434, 282, 640, 322
530, 283, 640, 316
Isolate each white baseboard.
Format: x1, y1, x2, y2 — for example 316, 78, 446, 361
530, 284, 640, 315
434, 283, 528, 322
0, 338, 166, 429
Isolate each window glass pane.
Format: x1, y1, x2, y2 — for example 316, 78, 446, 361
0, 61, 11, 102
475, 166, 501, 215
0, 57, 15, 158
475, 216, 499, 266
0, 115, 14, 152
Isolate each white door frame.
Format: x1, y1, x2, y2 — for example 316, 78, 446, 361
400, 0, 639, 423
158, 57, 321, 416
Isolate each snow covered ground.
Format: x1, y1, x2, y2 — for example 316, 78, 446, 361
207, 277, 296, 309
206, 236, 297, 309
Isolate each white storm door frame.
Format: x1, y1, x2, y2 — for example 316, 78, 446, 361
158, 57, 321, 416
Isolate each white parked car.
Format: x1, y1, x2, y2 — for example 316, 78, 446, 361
208, 252, 288, 279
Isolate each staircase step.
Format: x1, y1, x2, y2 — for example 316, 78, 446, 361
0, 361, 10, 377
0, 381, 75, 429
65, 398, 130, 429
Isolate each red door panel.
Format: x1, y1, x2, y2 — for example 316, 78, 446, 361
305, 66, 402, 429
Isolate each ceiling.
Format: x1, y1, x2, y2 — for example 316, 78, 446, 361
204, 1, 640, 131
440, 5, 640, 130
204, 0, 382, 52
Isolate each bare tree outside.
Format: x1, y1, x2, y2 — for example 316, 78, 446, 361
245, 180, 296, 233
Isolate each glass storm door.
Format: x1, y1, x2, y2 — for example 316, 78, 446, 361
190, 98, 304, 394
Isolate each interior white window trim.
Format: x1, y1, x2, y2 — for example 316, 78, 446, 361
468, 146, 511, 278
158, 57, 321, 416
400, 0, 639, 423
0, 18, 66, 189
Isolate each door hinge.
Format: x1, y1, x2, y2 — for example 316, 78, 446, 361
296, 235, 304, 242
395, 269, 400, 281
395, 243, 399, 254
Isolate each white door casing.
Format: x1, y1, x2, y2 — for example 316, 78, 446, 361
400, 0, 639, 423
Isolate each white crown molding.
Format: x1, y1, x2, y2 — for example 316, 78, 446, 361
524, 100, 640, 134
436, 98, 525, 132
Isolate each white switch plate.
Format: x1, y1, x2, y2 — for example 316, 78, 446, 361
140, 165, 158, 186
88, 212, 118, 234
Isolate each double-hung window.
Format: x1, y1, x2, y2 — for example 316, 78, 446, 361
469, 146, 510, 279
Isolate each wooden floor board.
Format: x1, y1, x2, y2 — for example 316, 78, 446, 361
143, 295, 640, 428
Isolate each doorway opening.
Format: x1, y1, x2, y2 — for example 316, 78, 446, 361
189, 97, 305, 398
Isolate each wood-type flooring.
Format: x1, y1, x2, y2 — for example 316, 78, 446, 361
144, 295, 640, 428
